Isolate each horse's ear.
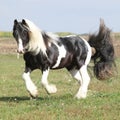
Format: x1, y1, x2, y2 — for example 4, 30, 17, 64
22, 19, 27, 25
22, 19, 30, 31
14, 19, 18, 25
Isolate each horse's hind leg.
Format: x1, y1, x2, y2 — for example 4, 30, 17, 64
75, 65, 90, 99
69, 68, 82, 84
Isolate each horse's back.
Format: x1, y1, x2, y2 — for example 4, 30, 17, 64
59, 36, 89, 70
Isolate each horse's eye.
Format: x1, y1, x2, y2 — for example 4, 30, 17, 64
13, 30, 18, 37
22, 31, 27, 36
15, 30, 18, 34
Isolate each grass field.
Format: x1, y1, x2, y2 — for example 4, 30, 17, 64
0, 54, 120, 120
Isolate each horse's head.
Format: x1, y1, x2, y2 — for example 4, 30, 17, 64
13, 19, 30, 54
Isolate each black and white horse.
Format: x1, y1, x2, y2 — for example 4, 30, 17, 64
13, 19, 114, 99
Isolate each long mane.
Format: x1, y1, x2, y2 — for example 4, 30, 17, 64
41, 31, 59, 48
24, 19, 59, 55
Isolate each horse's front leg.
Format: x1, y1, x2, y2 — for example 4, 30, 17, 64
41, 69, 57, 94
22, 68, 38, 98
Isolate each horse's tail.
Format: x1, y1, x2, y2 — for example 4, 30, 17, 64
88, 19, 115, 80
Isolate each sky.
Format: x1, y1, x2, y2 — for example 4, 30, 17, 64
0, 0, 120, 34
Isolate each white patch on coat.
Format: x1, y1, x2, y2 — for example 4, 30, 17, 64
52, 44, 67, 68
17, 37, 24, 53
66, 35, 76, 37
80, 37, 92, 65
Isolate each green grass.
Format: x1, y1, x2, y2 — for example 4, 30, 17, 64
0, 54, 120, 120
56, 32, 77, 37
0, 31, 12, 38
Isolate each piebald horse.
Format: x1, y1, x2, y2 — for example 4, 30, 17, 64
13, 19, 114, 99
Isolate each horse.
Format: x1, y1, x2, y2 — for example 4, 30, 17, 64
13, 19, 114, 99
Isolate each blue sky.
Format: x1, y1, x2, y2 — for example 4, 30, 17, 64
0, 0, 120, 34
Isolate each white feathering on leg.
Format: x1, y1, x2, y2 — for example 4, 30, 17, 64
22, 72, 38, 97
